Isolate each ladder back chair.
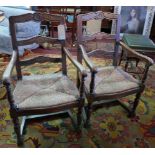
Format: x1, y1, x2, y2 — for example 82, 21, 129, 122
3, 12, 87, 146
76, 11, 154, 127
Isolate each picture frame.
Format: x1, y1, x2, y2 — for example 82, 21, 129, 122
111, 6, 155, 37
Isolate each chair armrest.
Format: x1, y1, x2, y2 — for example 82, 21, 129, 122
79, 44, 98, 73
3, 50, 17, 84
63, 47, 87, 77
119, 41, 154, 66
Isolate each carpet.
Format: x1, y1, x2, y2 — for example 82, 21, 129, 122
0, 51, 155, 148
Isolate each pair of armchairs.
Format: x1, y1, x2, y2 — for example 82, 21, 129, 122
3, 11, 154, 147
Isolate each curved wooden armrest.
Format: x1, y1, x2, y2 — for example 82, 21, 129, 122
3, 50, 17, 84
79, 44, 98, 73
119, 41, 154, 66
63, 47, 87, 77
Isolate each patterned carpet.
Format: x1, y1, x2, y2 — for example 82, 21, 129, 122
0, 51, 155, 148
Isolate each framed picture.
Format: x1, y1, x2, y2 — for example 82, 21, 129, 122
111, 6, 155, 36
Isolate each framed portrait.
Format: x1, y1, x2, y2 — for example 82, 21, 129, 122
111, 6, 155, 36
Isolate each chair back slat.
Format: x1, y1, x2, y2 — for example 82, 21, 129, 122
19, 56, 62, 66
9, 12, 65, 23
17, 36, 60, 46
82, 32, 116, 42
80, 11, 118, 21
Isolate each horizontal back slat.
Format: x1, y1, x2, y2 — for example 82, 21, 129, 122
17, 36, 60, 46
9, 12, 65, 24
82, 32, 116, 42
19, 56, 62, 66
80, 11, 118, 22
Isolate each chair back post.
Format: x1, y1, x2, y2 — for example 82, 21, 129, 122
77, 13, 83, 44
113, 14, 121, 66
61, 40, 67, 75
77, 14, 83, 64
141, 63, 151, 84
9, 16, 22, 80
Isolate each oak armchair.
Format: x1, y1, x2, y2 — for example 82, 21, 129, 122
77, 11, 154, 127
3, 12, 87, 147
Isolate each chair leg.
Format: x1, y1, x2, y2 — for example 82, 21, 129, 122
10, 111, 23, 147
118, 49, 124, 65
77, 106, 82, 131
128, 90, 143, 117
136, 59, 139, 67
84, 102, 92, 128
76, 71, 80, 89
125, 60, 129, 71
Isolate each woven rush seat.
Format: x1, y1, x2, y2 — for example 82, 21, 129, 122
13, 73, 80, 110
85, 66, 140, 95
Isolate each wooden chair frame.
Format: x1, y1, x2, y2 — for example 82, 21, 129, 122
3, 12, 87, 146
76, 11, 154, 127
